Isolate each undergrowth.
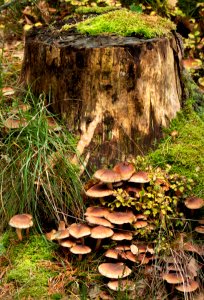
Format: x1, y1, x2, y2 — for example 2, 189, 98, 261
0, 91, 84, 231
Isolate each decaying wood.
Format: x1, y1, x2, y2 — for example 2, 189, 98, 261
21, 29, 183, 168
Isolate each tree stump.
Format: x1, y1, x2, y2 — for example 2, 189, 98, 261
21, 29, 183, 168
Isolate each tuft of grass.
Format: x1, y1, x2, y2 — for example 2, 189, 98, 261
148, 103, 204, 197
0, 91, 84, 231
74, 9, 175, 38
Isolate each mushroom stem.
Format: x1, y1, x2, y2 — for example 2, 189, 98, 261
95, 238, 102, 250
16, 228, 23, 241
107, 183, 113, 190
78, 254, 83, 261
26, 228, 30, 237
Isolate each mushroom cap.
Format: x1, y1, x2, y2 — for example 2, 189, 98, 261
184, 196, 204, 209
91, 225, 114, 239
85, 216, 113, 228
198, 218, 204, 225
85, 183, 114, 198
107, 280, 135, 291
69, 223, 91, 239
135, 214, 147, 220
194, 226, 204, 234
133, 220, 148, 229
70, 244, 91, 255
85, 206, 110, 218
113, 162, 135, 181
9, 214, 33, 229
93, 169, 122, 183
175, 280, 199, 292
98, 262, 132, 279
115, 245, 131, 251
60, 239, 76, 248
104, 249, 120, 259
162, 273, 184, 284
111, 231, 133, 241
54, 229, 70, 240
45, 229, 57, 241
122, 251, 137, 262
128, 171, 150, 183
130, 244, 139, 255
105, 211, 136, 225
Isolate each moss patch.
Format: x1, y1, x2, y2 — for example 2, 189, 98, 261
5, 234, 58, 299
74, 9, 175, 38
75, 6, 117, 15
148, 104, 204, 197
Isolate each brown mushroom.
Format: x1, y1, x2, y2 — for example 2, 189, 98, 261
175, 280, 199, 292
184, 196, 204, 209
107, 279, 135, 291
70, 244, 91, 261
85, 206, 110, 218
113, 162, 135, 181
162, 273, 184, 284
85, 183, 114, 198
194, 226, 204, 234
90, 225, 114, 250
93, 169, 122, 189
85, 216, 113, 228
69, 223, 91, 244
105, 211, 136, 225
111, 231, 133, 241
9, 214, 33, 241
98, 262, 132, 279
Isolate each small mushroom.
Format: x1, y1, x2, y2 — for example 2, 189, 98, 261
69, 223, 91, 244
105, 211, 136, 225
98, 262, 132, 279
113, 162, 135, 181
84, 206, 110, 218
70, 244, 91, 261
85, 183, 114, 198
91, 225, 114, 250
9, 214, 33, 241
111, 231, 133, 241
175, 280, 199, 292
184, 196, 204, 209
85, 215, 113, 228
128, 171, 150, 184
162, 273, 184, 284
194, 226, 204, 234
133, 220, 148, 229
93, 169, 122, 189
107, 279, 135, 291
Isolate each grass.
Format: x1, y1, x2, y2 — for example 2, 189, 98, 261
0, 90, 84, 231
63, 9, 175, 38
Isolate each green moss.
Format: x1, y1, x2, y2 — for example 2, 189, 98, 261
6, 234, 58, 299
75, 9, 175, 38
148, 104, 204, 197
75, 6, 117, 15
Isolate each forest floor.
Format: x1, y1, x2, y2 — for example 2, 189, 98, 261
0, 1, 204, 300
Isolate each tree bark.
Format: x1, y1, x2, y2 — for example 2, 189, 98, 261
21, 29, 183, 168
